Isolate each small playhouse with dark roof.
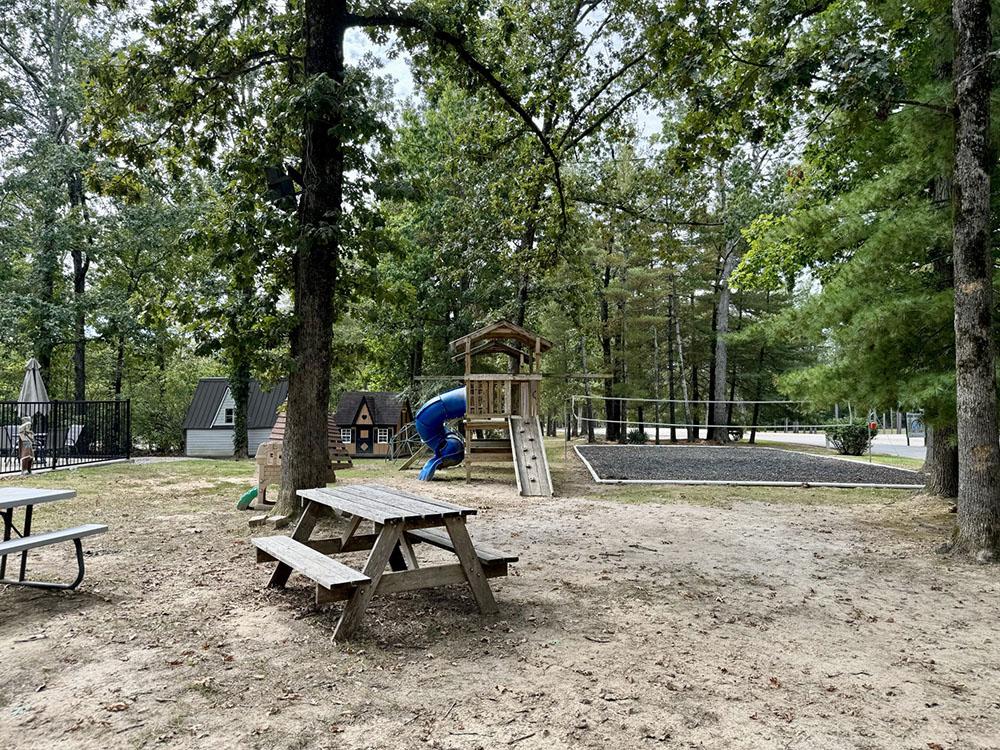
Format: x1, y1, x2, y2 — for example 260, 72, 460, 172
183, 378, 288, 457
334, 391, 412, 457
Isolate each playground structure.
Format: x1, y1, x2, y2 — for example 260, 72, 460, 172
239, 411, 352, 511
410, 320, 554, 497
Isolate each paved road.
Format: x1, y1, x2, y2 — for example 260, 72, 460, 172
751, 431, 926, 460
585, 427, 927, 461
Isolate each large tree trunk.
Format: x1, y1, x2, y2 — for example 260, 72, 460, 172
667, 289, 677, 442
950, 0, 1000, 559
230, 357, 251, 459
68, 172, 90, 402
710, 241, 739, 442
706, 255, 720, 436
600, 259, 619, 442
32, 219, 59, 385
580, 336, 595, 443
514, 195, 542, 327
653, 327, 660, 444
924, 424, 959, 498
408, 332, 424, 384
114, 333, 126, 398
277, 0, 346, 517
671, 283, 692, 440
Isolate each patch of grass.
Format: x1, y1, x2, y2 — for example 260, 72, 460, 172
0, 458, 257, 526
1, 437, 922, 526
584, 481, 912, 508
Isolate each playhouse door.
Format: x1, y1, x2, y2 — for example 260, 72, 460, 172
356, 427, 373, 455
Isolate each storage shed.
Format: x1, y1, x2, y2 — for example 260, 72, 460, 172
333, 391, 412, 457
183, 378, 288, 457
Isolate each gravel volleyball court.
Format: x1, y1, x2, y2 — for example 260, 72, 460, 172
575, 445, 924, 487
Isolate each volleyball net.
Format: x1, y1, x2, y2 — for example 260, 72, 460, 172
566, 394, 915, 439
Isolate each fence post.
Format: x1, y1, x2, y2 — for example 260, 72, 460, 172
51, 400, 59, 470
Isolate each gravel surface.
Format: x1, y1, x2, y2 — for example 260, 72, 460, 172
576, 445, 924, 486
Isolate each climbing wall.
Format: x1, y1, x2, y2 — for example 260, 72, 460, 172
508, 416, 553, 497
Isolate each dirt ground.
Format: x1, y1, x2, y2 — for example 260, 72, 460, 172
1, 446, 999, 750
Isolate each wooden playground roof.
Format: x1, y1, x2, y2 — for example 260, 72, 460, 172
449, 320, 553, 354
449, 340, 530, 363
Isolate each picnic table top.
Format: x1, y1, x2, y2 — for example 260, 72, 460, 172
298, 484, 476, 525
0, 487, 75, 510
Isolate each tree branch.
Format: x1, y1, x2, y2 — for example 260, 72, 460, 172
345, 10, 567, 223
0, 36, 47, 95
187, 51, 302, 83
574, 194, 723, 227
563, 76, 653, 151
888, 98, 953, 116
557, 52, 648, 148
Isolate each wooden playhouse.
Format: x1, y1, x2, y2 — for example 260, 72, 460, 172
450, 320, 554, 497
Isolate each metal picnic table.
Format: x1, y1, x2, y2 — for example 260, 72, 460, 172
0, 487, 107, 590
252, 483, 517, 639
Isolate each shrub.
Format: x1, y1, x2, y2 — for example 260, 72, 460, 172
626, 428, 649, 444
825, 419, 878, 455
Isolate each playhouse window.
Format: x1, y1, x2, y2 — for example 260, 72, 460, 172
340, 428, 353, 444
377, 428, 390, 444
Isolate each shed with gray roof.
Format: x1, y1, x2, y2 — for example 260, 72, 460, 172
183, 378, 288, 457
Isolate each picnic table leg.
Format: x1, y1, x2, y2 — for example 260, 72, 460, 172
18, 504, 33, 582
0, 508, 11, 579
388, 534, 420, 571
444, 517, 499, 615
398, 535, 420, 570
333, 522, 403, 640
269, 500, 322, 588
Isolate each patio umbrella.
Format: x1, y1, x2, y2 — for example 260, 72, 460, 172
17, 358, 50, 419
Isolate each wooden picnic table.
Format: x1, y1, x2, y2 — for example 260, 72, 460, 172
252, 483, 517, 640
0, 487, 107, 590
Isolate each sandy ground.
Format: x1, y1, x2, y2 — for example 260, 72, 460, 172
1, 456, 998, 750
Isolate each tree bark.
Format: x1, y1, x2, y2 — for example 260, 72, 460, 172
653, 327, 660, 444
32, 215, 59, 385
950, 0, 1000, 559
580, 336, 595, 442
600, 258, 619, 442
667, 288, 677, 442
924, 424, 959, 498
671, 282, 692, 440
231, 357, 251, 459
514, 191, 543, 327
690, 357, 700, 442
707, 255, 720, 435
277, 0, 346, 516
114, 333, 126, 398
710, 241, 739, 442
68, 172, 91, 402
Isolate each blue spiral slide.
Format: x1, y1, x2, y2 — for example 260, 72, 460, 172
415, 386, 467, 481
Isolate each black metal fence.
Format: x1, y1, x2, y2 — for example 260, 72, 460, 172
0, 400, 131, 475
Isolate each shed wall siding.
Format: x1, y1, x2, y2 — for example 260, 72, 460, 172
186, 429, 234, 457
186, 428, 273, 457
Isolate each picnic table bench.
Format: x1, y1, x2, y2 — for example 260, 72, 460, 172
0, 488, 108, 590
252, 483, 517, 639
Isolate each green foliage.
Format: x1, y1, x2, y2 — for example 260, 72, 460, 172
1, 0, 980, 461
130, 355, 222, 454
825, 419, 878, 456
626, 428, 649, 445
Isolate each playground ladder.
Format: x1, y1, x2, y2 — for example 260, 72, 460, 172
508, 415, 553, 497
